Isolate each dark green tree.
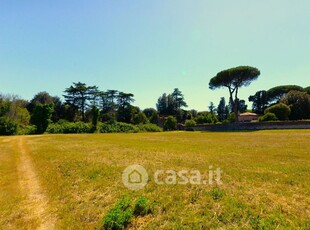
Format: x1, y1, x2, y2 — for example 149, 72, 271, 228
172, 88, 188, 109
0, 117, 18, 135
237, 99, 248, 113
164, 116, 177, 131
88, 86, 100, 107
156, 93, 169, 115
248, 90, 269, 114
143, 108, 159, 124
266, 85, 304, 104
64, 82, 96, 122
31, 103, 54, 134
280, 90, 310, 120
209, 66, 260, 120
27, 91, 54, 112
91, 105, 100, 132
217, 97, 229, 122
116, 93, 135, 123
133, 112, 148, 124
208, 102, 216, 114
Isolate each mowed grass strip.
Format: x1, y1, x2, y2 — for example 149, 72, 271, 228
1, 130, 310, 229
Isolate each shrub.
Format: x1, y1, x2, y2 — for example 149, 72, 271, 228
132, 112, 148, 125
102, 196, 154, 229
0, 117, 18, 135
164, 116, 177, 131
102, 197, 133, 230
99, 122, 139, 133
264, 103, 290, 121
137, 123, 162, 132
227, 113, 236, 123
258, 113, 279, 122
195, 113, 218, 124
31, 103, 54, 134
210, 188, 225, 200
47, 122, 92, 134
133, 197, 153, 216
185, 120, 196, 131
18, 125, 37, 135
195, 115, 206, 124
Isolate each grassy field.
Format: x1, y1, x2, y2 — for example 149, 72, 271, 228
0, 130, 309, 229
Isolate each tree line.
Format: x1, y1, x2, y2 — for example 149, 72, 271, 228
1, 66, 310, 135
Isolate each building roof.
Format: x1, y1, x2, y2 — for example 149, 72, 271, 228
239, 112, 258, 116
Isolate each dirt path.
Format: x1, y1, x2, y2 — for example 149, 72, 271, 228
16, 136, 56, 230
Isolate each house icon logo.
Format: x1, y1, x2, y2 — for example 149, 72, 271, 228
122, 165, 148, 190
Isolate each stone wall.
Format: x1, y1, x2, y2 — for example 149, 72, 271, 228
182, 121, 310, 131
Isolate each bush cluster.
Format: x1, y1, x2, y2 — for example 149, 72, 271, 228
258, 112, 279, 122
0, 117, 18, 135
102, 196, 153, 230
47, 122, 92, 134
185, 119, 196, 131
46, 121, 162, 134
264, 103, 290, 121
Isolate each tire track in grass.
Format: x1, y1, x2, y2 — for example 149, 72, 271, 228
16, 136, 56, 230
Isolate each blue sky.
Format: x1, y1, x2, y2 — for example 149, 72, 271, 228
1, 0, 309, 110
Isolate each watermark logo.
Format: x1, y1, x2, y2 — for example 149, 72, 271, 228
122, 165, 223, 191
122, 165, 149, 191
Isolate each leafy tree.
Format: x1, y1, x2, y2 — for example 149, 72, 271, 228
209, 66, 260, 120
164, 116, 177, 131
31, 103, 54, 134
156, 93, 168, 115
64, 82, 96, 122
133, 112, 148, 124
157, 89, 187, 116
217, 97, 229, 122
0, 95, 30, 128
143, 108, 159, 124
280, 90, 310, 120
237, 99, 248, 113
107, 90, 119, 104
0, 117, 18, 135
91, 105, 100, 131
143, 108, 157, 118
248, 90, 269, 114
208, 102, 216, 114
195, 112, 218, 124
27, 91, 54, 112
117, 93, 135, 123
51, 96, 64, 123
117, 92, 135, 109
172, 88, 187, 109
304, 86, 310, 95
88, 86, 100, 107
264, 103, 290, 121
28, 92, 64, 123
188, 109, 198, 119
266, 85, 304, 104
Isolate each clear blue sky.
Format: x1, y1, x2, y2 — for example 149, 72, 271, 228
1, 0, 309, 110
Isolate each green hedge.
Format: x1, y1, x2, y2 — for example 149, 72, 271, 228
99, 122, 139, 133
47, 122, 92, 134
47, 122, 162, 134
137, 123, 162, 132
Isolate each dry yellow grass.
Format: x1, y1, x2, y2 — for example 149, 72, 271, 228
0, 130, 310, 229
